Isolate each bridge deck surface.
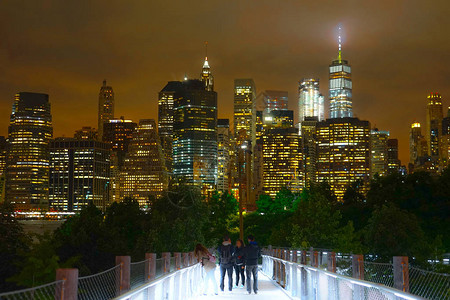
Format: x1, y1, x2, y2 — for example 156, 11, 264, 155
197, 268, 290, 300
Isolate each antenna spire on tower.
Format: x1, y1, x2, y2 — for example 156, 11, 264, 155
205, 41, 208, 60
338, 24, 342, 62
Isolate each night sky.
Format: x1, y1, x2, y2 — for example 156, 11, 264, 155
1, 1, 449, 165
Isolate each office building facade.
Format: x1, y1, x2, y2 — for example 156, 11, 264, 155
121, 119, 168, 207
262, 127, 303, 198
316, 118, 370, 200
426, 93, 443, 163
49, 138, 111, 212
301, 117, 319, 185
370, 129, 389, 177
172, 80, 218, 187
159, 81, 184, 174
299, 79, 325, 124
217, 119, 231, 193
103, 117, 137, 169
234, 79, 256, 142
387, 139, 401, 174
5, 92, 53, 210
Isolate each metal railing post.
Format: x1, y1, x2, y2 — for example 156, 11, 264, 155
189, 251, 195, 266
292, 250, 297, 263
174, 252, 182, 270
182, 252, 189, 268
352, 254, 364, 300
281, 250, 287, 287
173, 253, 182, 300
300, 250, 307, 265
393, 256, 409, 292
312, 251, 319, 267
145, 253, 156, 282
352, 254, 364, 280
328, 252, 336, 273
55, 268, 78, 300
115, 256, 131, 295
162, 252, 171, 274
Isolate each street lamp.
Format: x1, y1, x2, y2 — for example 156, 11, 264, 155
238, 140, 252, 241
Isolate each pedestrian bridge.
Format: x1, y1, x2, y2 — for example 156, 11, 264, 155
0, 249, 446, 299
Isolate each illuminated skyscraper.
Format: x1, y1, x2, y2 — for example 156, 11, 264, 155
426, 93, 443, 162
0, 137, 6, 177
262, 126, 303, 198
5, 93, 53, 210
121, 119, 168, 207
409, 122, 429, 173
387, 139, 401, 174
217, 119, 231, 193
0, 137, 7, 203
255, 110, 264, 143
173, 80, 217, 187
316, 118, 370, 201
201, 42, 214, 91
158, 81, 183, 173
103, 117, 137, 169
329, 26, 352, 119
234, 79, 256, 141
370, 129, 389, 177
98, 80, 114, 140
49, 138, 111, 212
103, 117, 137, 204
410, 123, 426, 164
298, 79, 324, 124
301, 117, 318, 185
441, 108, 450, 168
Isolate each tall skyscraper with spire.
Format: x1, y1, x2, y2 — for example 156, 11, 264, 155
329, 25, 352, 119
201, 42, 214, 91
98, 80, 115, 140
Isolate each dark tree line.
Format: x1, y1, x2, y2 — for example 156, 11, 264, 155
1, 170, 448, 292
0, 187, 238, 292
247, 170, 449, 268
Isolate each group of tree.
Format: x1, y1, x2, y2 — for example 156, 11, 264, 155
247, 169, 449, 268
1, 169, 448, 292
0, 185, 238, 292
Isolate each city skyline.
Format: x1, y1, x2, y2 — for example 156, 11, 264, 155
1, 2, 450, 165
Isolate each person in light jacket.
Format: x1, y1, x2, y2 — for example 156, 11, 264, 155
194, 243, 218, 296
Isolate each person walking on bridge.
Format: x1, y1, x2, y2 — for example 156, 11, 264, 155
194, 243, 219, 296
233, 239, 246, 288
245, 235, 261, 294
218, 235, 234, 292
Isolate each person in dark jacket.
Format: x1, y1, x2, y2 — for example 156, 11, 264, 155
245, 234, 261, 294
217, 235, 235, 292
233, 239, 245, 288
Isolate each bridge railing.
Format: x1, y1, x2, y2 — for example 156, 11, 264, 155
262, 253, 425, 300
263, 248, 449, 300
0, 251, 201, 300
112, 261, 202, 300
0, 280, 65, 300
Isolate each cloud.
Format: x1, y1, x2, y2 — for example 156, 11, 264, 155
0, 0, 449, 165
